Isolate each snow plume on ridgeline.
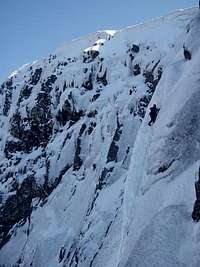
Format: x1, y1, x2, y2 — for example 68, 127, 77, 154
0, 6, 200, 267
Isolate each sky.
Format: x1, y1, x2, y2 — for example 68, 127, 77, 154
0, 0, 197, 83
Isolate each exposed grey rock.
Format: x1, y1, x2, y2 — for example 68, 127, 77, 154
29, 68, 42, 85
83, 50, 99, 63
107, 116, 123, 163
133, 64, 141, 76
96, 70, 108, 86
3, 78, 13, 116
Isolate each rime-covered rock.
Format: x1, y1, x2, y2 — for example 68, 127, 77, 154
1, 7, 200, 267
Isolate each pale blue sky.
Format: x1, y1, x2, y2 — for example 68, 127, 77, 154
0, 0, 197, 83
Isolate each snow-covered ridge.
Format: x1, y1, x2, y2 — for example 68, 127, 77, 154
1, 6, 200, 267
55, 7, 197, 55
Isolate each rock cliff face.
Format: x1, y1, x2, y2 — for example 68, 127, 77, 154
1, 7, 200, 267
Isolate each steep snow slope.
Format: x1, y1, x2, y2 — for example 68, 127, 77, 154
121, 13, 200, 266
0, 6, 200, 267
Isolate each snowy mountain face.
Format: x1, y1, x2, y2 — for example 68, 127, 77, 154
1, 6, 200, 267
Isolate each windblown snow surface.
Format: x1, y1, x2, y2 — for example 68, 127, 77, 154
1, 6, 200, 267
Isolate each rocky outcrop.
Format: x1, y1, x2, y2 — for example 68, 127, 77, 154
82, 72, 93, 90
135, 61, 162, 118
0, 176, 39, 248
133, 64, 141, 76
2, 78, 13, 116
83, 50, 99, 63
96, 69, 108, 86
107, 116, 123, 163
29, 68, 42, 85
18, 84, 33, 103
192, 168, 200, 222
183, 46, 192, 60
57, 99, 84, 127
73, 123, 87, 171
